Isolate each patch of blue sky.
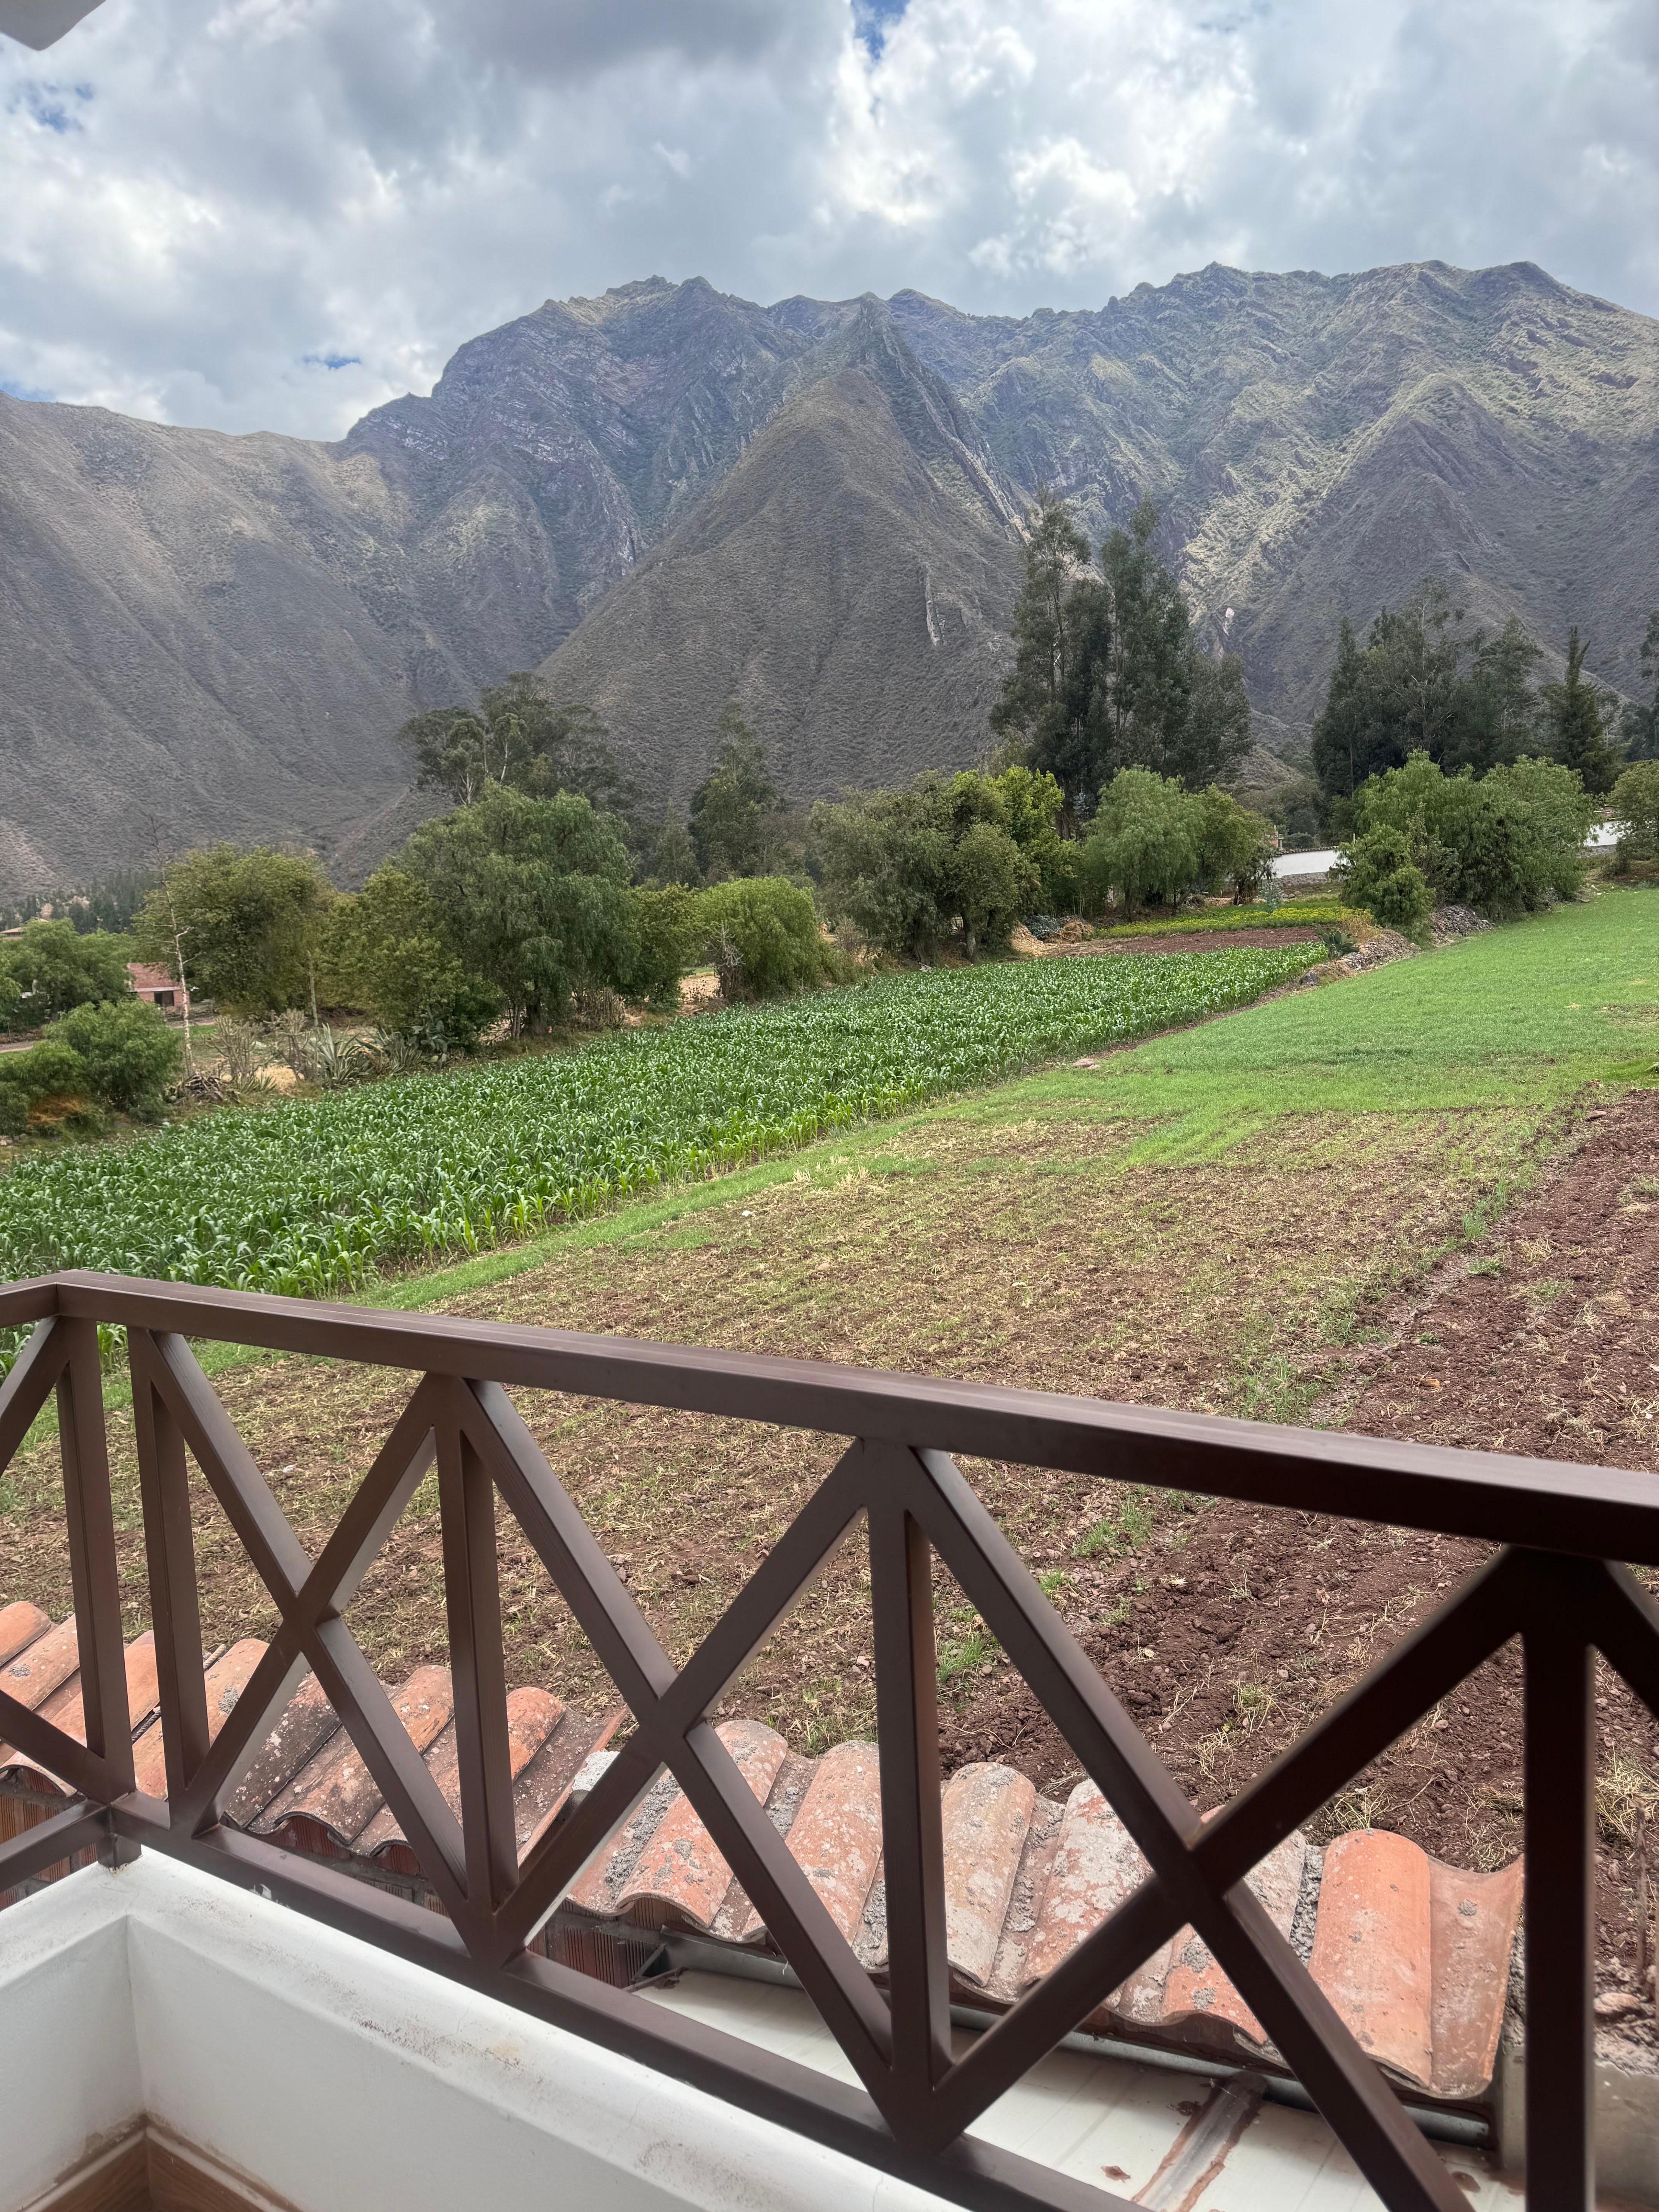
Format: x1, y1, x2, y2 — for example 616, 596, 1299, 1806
852, 0, 907, 60
303, 352, 362, 371
10, 79, 92, 132
0, 377, 54, 402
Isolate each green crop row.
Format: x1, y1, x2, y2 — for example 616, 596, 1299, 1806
0, 944, 1310, 1366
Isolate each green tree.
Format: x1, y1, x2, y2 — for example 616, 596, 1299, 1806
1338, 751, 1592, 922
1312, 584, 1547, 811
634, 816, 701, 888
694, 878, 840, 1000
814, 768, 1050, 960
322, 867, 500, 1051
0, 963, 21, 1033
0, 1038, 93, 1137
688, 710, 789, 882
44, 1000, 180, 1118
1191, 786, 1274, 901
993, 495, 1250, 810
1, 921, 134, 1026
402, 675, 634, 818
400, 786, 644, 1033
1077, 769, 1200, 919
1620, 612, 1659, 762
132, 847, 333, 1015
1540, 629, 1625, 795
1611, 759, 1659, 866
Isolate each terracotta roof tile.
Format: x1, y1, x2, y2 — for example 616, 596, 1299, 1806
0, 1608, 1526, 2107
8, 1632, 161, 1790
738, 1738, 883, 1947
1428, 1854, 1525, 2100
131, 1640, 270, 1800
616, 1720, 788, 1932
1017, 1781, 1150, 1992
355, 1685, 562, 1856
255, 1665, 453, 1848
941, 1762, 1037, 1990
1307, 1828, 1434, 2089
513, 1704, 626, 1862
0, 1617, 81, 1759
224, 1670, 338, 1826
0, 1602, 50, 1667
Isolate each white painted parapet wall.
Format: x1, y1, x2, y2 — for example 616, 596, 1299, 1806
1, 1858, 947, 2212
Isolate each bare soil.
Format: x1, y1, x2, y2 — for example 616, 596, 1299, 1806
943, 1087, 1659, 2017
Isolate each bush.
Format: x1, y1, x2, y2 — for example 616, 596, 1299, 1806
693, 878, 840, 1000
0, 1038, 96, 1136
1337, 827, 1432, 931
1611, 761, 1659, 867
1337, 751, 1593, 922
45, 1000, 182, 1118
1, 921, 134, 1028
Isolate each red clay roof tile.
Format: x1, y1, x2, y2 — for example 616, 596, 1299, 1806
0, 1618, 81, 1759
356, 1685, 563, 1856
941, 1762, 1037, 1990
617, 1720, 788, 1932
0, 1609, 1526, 2107
225, 1670, 338, 1826
738, 1738, 883, 1947
8, 1632, 161, 1791
257, 1665, 453, 1846
1018, 1781, 1150, 1992
1427, 1853, 1525, 2100
0, 1602, 50, 1667
1307, 1828, 1434, 2090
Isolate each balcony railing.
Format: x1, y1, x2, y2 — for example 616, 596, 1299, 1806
2, 1267, 1656, 2212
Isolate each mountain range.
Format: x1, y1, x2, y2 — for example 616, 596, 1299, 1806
2, 258, 1656, 892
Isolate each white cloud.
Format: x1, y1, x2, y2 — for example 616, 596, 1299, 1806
1, 0, 1655, 436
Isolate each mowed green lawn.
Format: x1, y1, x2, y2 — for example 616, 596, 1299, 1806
6, 889, 1653, 1727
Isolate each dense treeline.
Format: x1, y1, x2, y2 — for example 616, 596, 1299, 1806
989, 496, 1251, 812
1311, 581, 1658, 813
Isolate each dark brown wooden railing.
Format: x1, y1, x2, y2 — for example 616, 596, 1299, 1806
2, 1269, 1657, 2212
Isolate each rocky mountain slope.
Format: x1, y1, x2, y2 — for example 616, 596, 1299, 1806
2, 261, 1655, 890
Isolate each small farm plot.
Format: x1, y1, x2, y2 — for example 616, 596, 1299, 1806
0, 945, 1309, 1334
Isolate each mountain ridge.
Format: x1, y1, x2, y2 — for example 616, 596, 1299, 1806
2, 258, 1655, 891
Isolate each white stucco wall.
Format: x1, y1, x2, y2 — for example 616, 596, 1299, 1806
0, 1858, 944, 2212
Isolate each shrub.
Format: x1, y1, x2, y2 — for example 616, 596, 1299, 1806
814, 766, 1061, 960
1337, 751, 1593, 921
1611, 761, 1659, 867
322, 865, 501, 1051
1336, 828, 1432, 931
693, 878, 840, 1000
629, 885, 704, 1009
1191, 785, 1275, 901
0, 1038, 95, 1136
45, 1000, 182, 1118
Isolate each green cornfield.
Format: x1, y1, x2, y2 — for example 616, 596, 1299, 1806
0, 945, 1309, 1362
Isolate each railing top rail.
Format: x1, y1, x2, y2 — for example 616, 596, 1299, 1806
5, 1267, 1659, 1564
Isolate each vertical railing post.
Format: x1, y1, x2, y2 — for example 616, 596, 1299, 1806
1523, 1589, 1596, 2210
55, 1317, 134, 1796
868, 1480, 952, 2124
440, 1381, 517, 1944
130, 1333, 211, 1805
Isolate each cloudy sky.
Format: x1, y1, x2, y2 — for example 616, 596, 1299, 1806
2, 0, 1656, 438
